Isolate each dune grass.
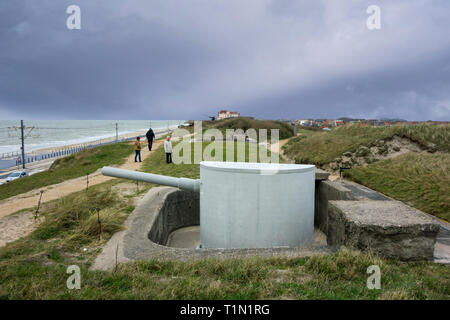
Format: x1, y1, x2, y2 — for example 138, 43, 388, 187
1, 241, 448, 299
203, 117, 295, 140
0, 139, 448, 300
283, 124, 449, 166
283, 123, 449, 221
345, 153, 450, 221
0, 143, 134, 201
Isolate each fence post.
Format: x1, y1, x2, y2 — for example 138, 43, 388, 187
35, 190, 44, 221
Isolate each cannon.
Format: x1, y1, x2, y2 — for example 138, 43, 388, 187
102, 166, 200, 192
102, 162, 315, 249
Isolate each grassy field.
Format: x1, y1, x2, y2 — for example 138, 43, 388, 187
345, 153, 450, 221
201, 117, 295, 140
283, 124, 449, 166
0, 142, 448, 300
1, 243, 449, 299
141, 141, 279, 179
0, 143, 134, 201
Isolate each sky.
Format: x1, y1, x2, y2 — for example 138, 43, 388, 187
0, 0, 449, 121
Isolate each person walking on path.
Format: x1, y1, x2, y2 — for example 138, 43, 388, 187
134, 137, 142, 162
146, 128, 155, 151
164, 136, 173, 164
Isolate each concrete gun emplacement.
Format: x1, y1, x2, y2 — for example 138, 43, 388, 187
101, 162, 315, 249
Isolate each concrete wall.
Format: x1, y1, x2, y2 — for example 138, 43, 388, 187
327, 200, 439, 261
148, 190, 200, 246
200, 162, 316, 249
314, 180, 354, 234
313, 179, 442, 261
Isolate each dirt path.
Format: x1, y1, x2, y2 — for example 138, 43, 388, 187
270, 138, 293, 163
0, 140, 163, 219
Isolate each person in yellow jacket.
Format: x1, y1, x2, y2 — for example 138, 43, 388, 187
134, 136, 142, 162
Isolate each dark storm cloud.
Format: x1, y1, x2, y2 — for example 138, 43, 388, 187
0, 0, 449, 120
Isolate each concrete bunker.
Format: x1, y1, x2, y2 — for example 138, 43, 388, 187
98, 163, 445, 264
103, 162, 316, 249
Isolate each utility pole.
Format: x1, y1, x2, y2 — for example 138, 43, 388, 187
21, 120, 25, 169
8, 121, 37, 170
115, 122, 118, 142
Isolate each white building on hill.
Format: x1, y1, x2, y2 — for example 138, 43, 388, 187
217, 110, 240, 120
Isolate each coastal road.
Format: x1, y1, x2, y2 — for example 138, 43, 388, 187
0, 139, 163, 219
0, 157, 60, 184
0, 159, 17, 171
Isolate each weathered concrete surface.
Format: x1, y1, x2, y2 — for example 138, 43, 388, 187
315, 169, 330, 181
432, 219, 450, 264
315, 180, 354, 234
91, 187, 332, 271
167, 226, 201, 248
167, 226, 328, 249
434, 241, 450, 264
339, 181, 390, 201
327, 200, 440, 261
148, 189, 199, 246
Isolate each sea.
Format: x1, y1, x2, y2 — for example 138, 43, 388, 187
0, 120, 185, 156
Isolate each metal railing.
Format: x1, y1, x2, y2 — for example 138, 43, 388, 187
1, 128, 172, 167
0, 151, 21, 160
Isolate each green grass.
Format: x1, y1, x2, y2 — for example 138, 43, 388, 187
283, 123, 449, 220
1, 245, 448, 299
203, 117, 294, 140
283, 124, 449, 166
0, 143, 134, 201
0, 139, 449, 300
141, 141, 279, 179
345, 153, 450, 221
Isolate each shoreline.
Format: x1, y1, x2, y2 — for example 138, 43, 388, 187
30, 127, 175, 155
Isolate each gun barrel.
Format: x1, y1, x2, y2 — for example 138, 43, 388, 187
101, 167, 200, 192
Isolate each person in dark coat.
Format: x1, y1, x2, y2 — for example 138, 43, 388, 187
146, 128, 155, 151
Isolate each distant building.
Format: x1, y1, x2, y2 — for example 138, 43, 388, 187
299, 120, 311, 126
217, 110, 240, 120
